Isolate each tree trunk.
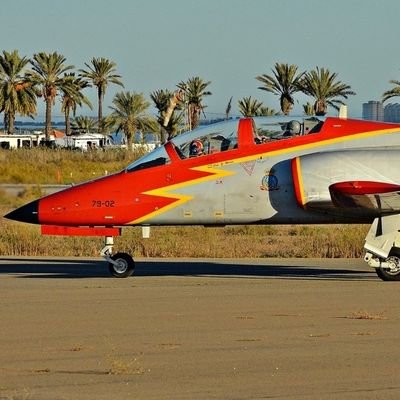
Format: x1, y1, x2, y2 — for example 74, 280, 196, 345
126, 130, 132, 150
45, 96, 52, 142
65, 107, 71, 136
4, 113, 9, 134
314, 99, 327, 116
160, 125, 169, 143
98, 86, 103, 133
8, 112, 15, 135
281, 96, 293, 116
189, 104, 199, 130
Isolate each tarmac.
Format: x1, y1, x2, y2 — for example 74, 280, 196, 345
1, 257, 400, 400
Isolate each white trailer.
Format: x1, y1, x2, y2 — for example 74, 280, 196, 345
57, 133, 113, 151
0, 132, 48, 149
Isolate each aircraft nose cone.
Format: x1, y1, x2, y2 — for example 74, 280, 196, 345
4, 200, 39, 224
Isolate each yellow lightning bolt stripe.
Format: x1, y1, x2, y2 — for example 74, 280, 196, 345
130, 125, 399, 224
130, 164, 236, 224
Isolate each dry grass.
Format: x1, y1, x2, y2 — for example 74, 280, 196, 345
0, 147, 141, 184
105, 341, 145, 375
351, 332, 378, 336
69, 345, 84, 352
344, 311, 387, 320
108, 357, 145, 376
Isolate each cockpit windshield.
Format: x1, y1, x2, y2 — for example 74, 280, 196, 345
252, 116, 324, 141
171, 119, 240, 158
126, 116, 325, 172
126, 119, 240, 172
126, 145, 170, 172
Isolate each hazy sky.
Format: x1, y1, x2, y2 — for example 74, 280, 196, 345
2, 0, 400, 119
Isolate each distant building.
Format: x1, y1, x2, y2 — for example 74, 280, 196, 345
0, 131, 50, 149
383, 103, 400, 123
55, 133, 114, 151
362, 100, 384, 121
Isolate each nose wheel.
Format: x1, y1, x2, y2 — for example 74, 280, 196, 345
101, 236, 135, 278
108, 252, 135, 278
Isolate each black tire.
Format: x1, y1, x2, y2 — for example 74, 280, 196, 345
108, 252, 135, 278
375, 254, 400, 281
375, 267, 400, 281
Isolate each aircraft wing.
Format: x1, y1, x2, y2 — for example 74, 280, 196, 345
329, 181, 400, 212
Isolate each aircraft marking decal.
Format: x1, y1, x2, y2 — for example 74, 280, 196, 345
240, 161, 256, 176
260, 170, 279, 191
130, 164, 236, 223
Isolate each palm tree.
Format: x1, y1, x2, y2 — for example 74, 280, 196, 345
238, 96, 279, 117
238, 96, 264, 117
303, 102, 315, 116
382, 80, 400, 103
177, 77, 212, 130
0, 50, 38, 134
60, 73, 92, 136
150, 89, 184, 142
298, 67, 355, 116
256, 63, 304, 115
71, 115, 98, 134
109, 91, 158, 148
100, 114, 118, 135
157, 111, 184, 143
258, 106, 280, 116
28, 51, 74, 141
79, 57, 124, 133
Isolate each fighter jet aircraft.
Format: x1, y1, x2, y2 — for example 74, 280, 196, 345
5, 111, 400, 280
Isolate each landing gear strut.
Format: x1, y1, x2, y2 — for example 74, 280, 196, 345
101, 236, 135, 278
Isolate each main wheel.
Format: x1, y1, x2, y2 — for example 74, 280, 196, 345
375, 255, 400, 281
108, 252, 135, 278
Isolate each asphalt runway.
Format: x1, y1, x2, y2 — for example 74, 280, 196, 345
1, 257, 400, 400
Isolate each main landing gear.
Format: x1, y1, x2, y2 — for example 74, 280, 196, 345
101, 236, 135, 278
365, 252, 400, 281
364, 215, 400, 281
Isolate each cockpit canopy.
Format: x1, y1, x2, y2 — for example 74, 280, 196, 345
126, 116, 324, 172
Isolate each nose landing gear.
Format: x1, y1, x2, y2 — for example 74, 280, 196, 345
101, 236, 135, 278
